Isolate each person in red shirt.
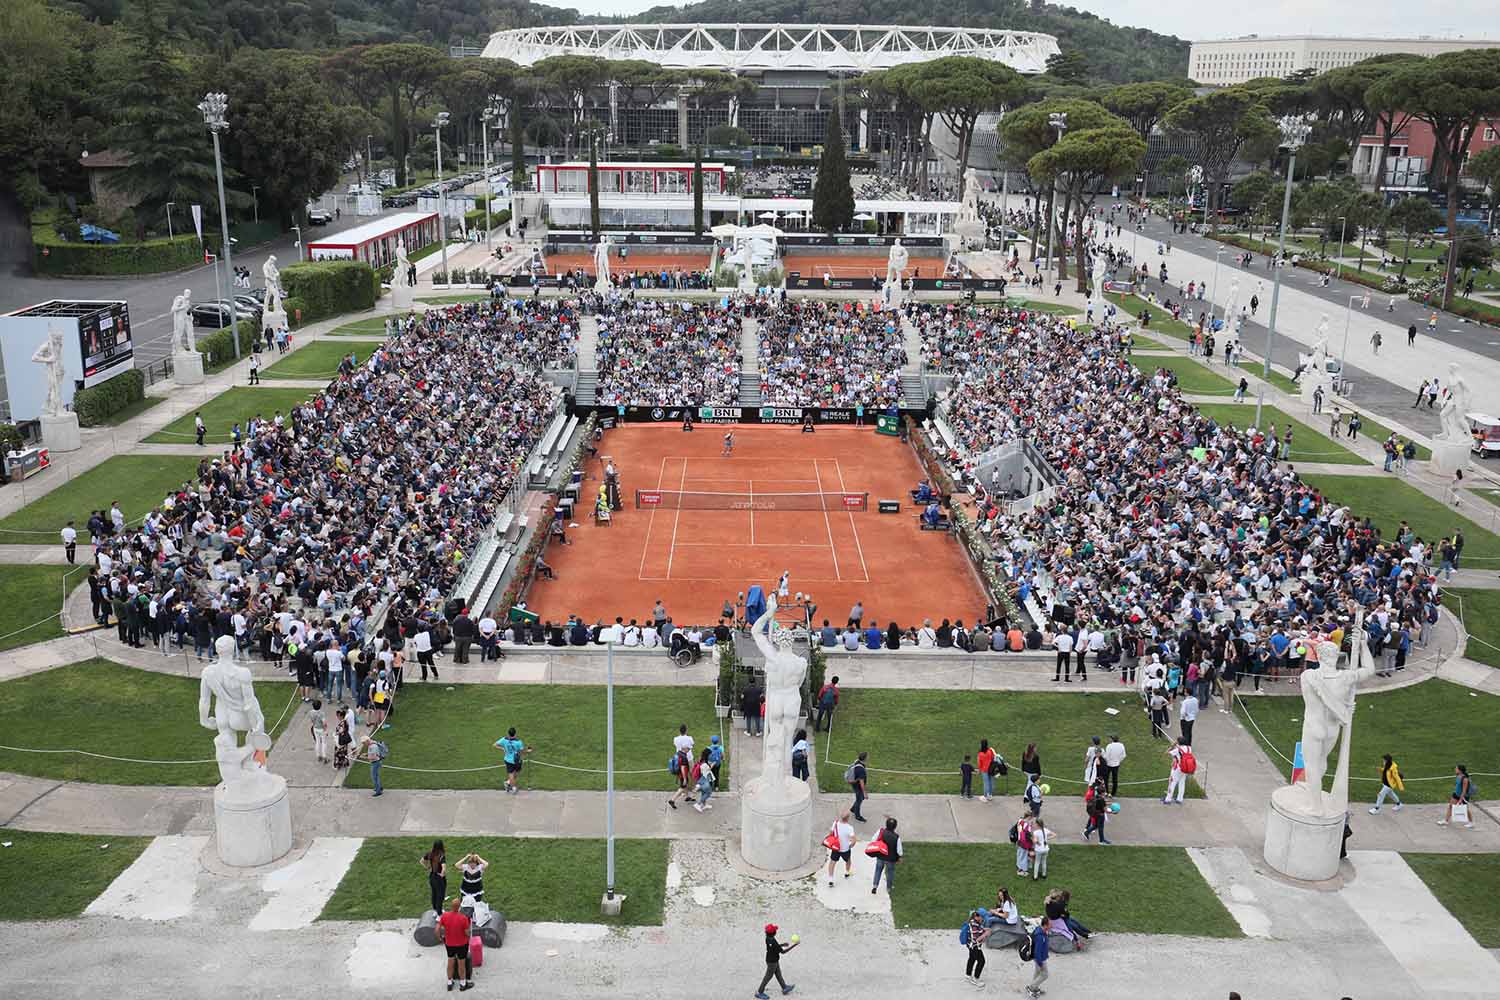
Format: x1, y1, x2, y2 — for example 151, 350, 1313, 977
436, 896, 474, 991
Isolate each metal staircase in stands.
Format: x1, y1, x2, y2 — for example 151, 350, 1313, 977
739, 370, 762, 406
901, 372, 928, 410
574, 369, 599, 406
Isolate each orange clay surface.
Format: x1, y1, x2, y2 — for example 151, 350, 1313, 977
525, 424, 987, 628
538, 251, 713, 275
782, 253, 937, 280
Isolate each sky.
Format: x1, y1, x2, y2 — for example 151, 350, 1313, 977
563, 0, 1500, 43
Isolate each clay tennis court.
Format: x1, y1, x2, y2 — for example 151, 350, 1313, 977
526, 424, 987, 627
782, 253, 936, 280
538, 251, 714, 275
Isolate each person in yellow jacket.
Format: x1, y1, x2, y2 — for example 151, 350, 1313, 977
1369, 753, 1404, 814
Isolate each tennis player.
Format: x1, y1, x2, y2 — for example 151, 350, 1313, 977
722, 431, 734, 456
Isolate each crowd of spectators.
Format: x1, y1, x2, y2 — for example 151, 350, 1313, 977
595, 299, 746, 406
757, 299, 906, 407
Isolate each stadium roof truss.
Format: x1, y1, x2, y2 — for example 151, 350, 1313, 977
482, 24, 1060, 75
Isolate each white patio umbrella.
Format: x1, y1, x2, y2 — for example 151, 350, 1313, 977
854, 212, 874, 221
758, 211, 779, 220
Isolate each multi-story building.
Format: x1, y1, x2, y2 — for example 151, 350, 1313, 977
1188, 35, 1500, 86
1351, 118, 1500, 196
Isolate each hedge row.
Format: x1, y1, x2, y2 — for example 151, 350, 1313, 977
278, 260, 376, 324
33, 233, 202, 276
71, 369, 145, 427
197, 320, 260, 370
462, 207, 512, 232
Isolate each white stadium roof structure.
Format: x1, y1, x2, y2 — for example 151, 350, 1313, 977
481, 24, 1060, 75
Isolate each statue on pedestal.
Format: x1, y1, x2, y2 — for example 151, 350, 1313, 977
30, 325, 67, 417
1437, 361, 1473, 443
263, 255, 284, 316
885, 238, 909, 287
737, 241, 757, 294
172, 288, 196, 353
199, 635, 276, 795
751, 593, 807, 794
394, 241, 410, 286
593, 237, 612, 291
1285, 621, 1377, 816
959, 168, 981, 225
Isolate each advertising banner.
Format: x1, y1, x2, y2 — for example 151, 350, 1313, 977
592, 405, 879, 424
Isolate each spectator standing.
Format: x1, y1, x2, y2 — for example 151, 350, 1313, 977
742, 679, 764, 737
437, 896, 475, 992
1026, 917, 1051, 998
60, 521, 77, 564
194, 412, 205, 447
847, 601, 864, 628
1052, 627, 1075, 682
960, 754, 975, 799
1020, 743, 1041, 784
357, 734, 387, 797
1084, 777, 1112, 844
977, 739, 997, 802
496, 726, 531, 794
309, 699, 328, 763
1013, 813, 1032, 876
814, 675, 839, 732
421, 840, 447, 913
451, 609, 475, 664
1179, 691, 1199, 746
1164, 738, 1190, 805
870, 816, 903, 894
790, 729, 810, 782
458, 852, 489, 902
1024, 772, 1043, 818
1030, 819, 1050, 879
1101, 736, 1126, 796
963, 910, 991, 986
693, 748, 717, 811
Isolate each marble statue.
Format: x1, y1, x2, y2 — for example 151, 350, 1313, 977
199, 634, 276, 793
1223, 279, 1239, 330
1089, 251, 1108, 313
1290, 620, 1378, 815
395, 240, 410, 285
1437, 361, 1473, 443
31, 325, 67, 417
886, 238, 909, 286
736, 240, 757, 294
172, 288, 195, 352
593, 237, 612, 291
1307, 318, 1330, 377
751, 593, 807, 791
263, 255, 284, 315
959, 168, 981, 223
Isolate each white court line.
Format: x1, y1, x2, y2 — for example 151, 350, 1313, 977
664, 456, 688, 580
636, 455, 668, 581
833, 458, 871, 583
749, 478, 755, 545
672, 541, 834, 548
812, 458, 843, 582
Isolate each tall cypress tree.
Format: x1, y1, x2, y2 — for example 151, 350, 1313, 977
588, 130, 600, 236
510, 109, 526, 191
811, 108, 855, 234
692, 145, 704, 237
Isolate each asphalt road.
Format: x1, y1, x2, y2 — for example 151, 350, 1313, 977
0, 201, 408, 368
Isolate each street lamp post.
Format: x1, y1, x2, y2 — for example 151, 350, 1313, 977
366, 134, 374, 179
1262, 115, 1313, 379
291, 225, 302, 262
1335, 215, 1347, 282
434, 111, 451, 284
252, 186, 260, 226
483, 97, 503, 249
165, 202, 175, 242
199, 92, 240, 361
1043, 112, 1067, 274
1210, 247, 1227, 325
1339, 292, 1361, 388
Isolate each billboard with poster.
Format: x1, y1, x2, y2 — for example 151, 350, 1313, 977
76, 301, 133, 386
0, 300, 133, 420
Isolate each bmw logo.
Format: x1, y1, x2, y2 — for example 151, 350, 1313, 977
651, 408, 666, 421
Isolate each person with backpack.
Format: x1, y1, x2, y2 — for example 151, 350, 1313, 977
790, 729, 810, 782
813, 675, 840, 732
961, 910, 991, 986
870, 816, 903, 894
356, 734, 388, 796
847, 752, 869, 822
1164, 737, 1194, 805
977, 739, 1002, 802
1438, 764, 1476, 828
1024, 771, 1044, 818
667, 747, 694, 810
707, 734, 725, 786
1025, 915, 1051, 997
1011, 814, 1033, 877
1369, 753, 1404, 814
1084, 777, 1113, 844
692, 747, 716, 812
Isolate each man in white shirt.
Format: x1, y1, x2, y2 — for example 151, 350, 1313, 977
599, 617, 625, 644
412, 626, 436, 680
110, 502, 126, 535
1101, 737, 1126, 796
60, 522, 77, 565
232, 611, 248, 659
477, 614, 498, 660
623, 621, 642, 646
642, 626, 661, 649
1179, 692, 1199, 747
1052, 627, 1075, 682
673, 724, 694, 757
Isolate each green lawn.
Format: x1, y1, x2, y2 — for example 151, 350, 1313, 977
1013, 299, 1082, 315
1106, 292, 1193, 341
0, 455, 201, 542
0, 659, 296, 786
1337, 412, 1431, 461
1235, 679, 1499, 803
1195, 404, 1366, 466
329, 316, 393, 336
816, 689, 1198, 798
1444, 589, 1500, 670
0, 829, 151, 920
320, 836, 668, 926
261, 340, 381, 380
0, 564, 76, 651
1300, 474, 1500, 559
1262, 367, 1300, 396
1130, 355, 1236, 395
1404, 853, 1500, 947
144, 387, 313, 444
414, 294, 490, 305
94, 394, 165, 427
1127, 334, 1167, 351
890, 843, 1240, 937
343, 683, 727, 791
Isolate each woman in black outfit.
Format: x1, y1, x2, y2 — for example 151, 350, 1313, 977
885, 621, 902, 650
458, 852, 489, 902
1020, 743, 1042, 782
421, 840, 447, 913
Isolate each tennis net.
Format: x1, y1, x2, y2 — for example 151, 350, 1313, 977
636, 489, 868, 511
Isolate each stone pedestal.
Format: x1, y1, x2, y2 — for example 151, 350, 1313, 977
1430, 439, 1471, 476
594, 277, 611, 295
882, 279, 904, 310
261, 308, 289, 336
739, 775, 813, 873
213, 774, 293, 867
391, 280, 413, 311
40, 412, 81, 453
1263, 786, 1345, 882
172, 351, 204, 386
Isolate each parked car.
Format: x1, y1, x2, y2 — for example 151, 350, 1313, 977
307, 209, 333, 226
190, 302, 234, 328
233, 295, 263, 319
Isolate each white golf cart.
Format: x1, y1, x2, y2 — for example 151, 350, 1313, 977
1467, 413, 1500, 458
